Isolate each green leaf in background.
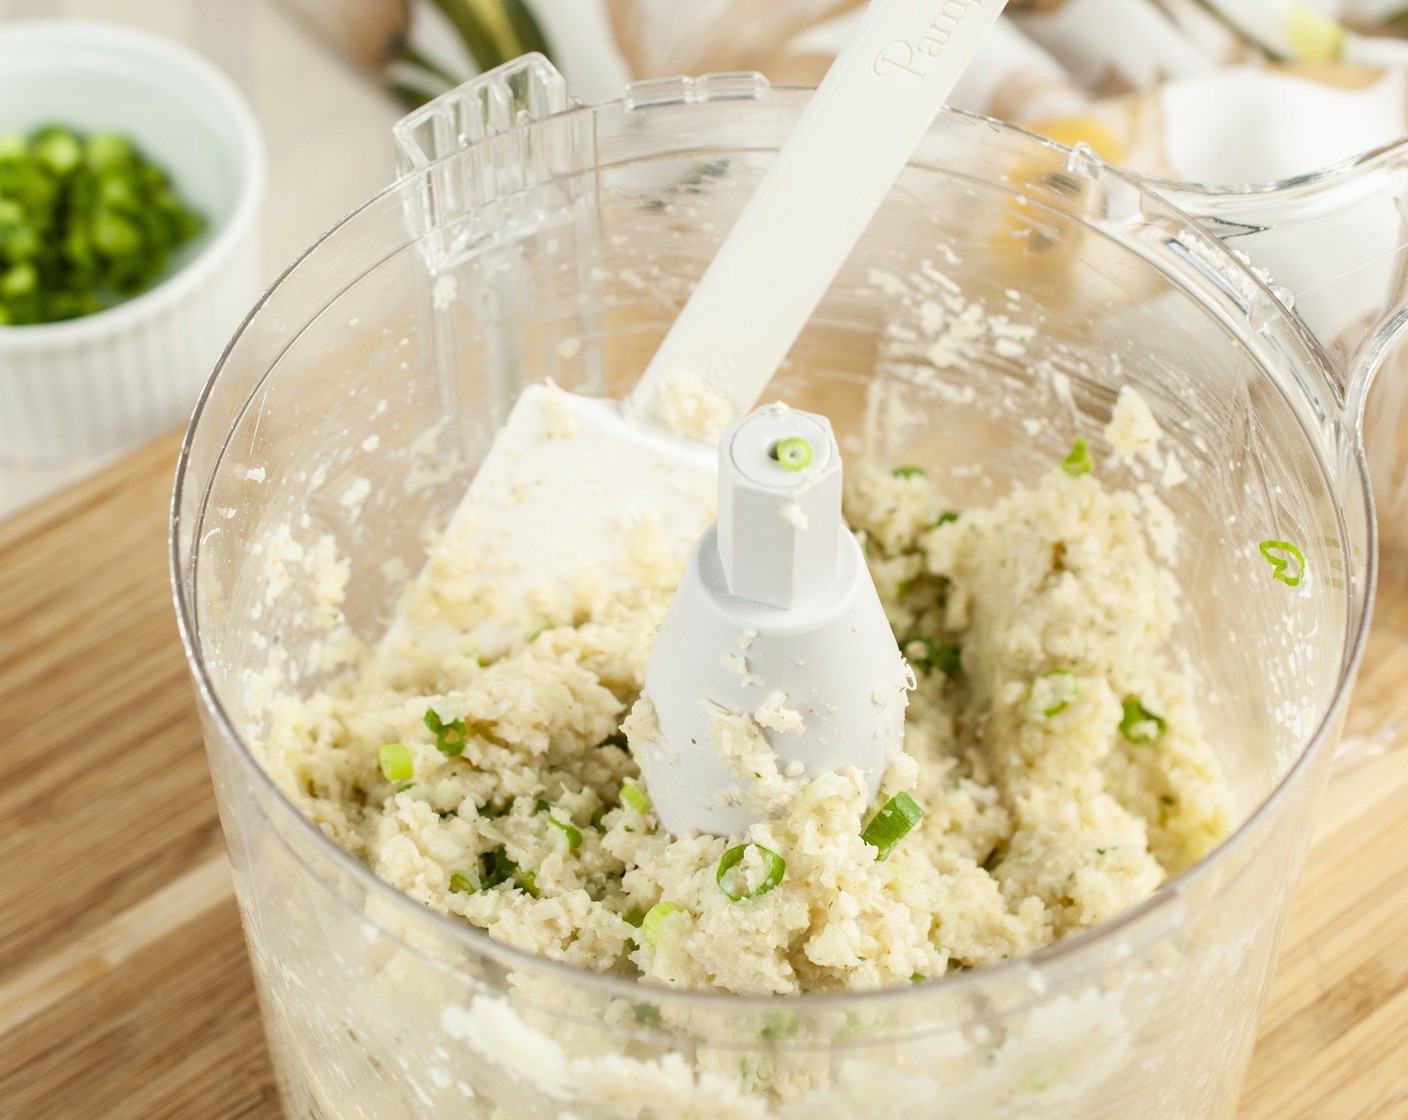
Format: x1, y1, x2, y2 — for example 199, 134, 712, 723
0, 127, 204, 325
395, 0, 553, 108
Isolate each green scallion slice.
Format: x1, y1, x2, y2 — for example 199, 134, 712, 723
716, 843, 786, 901
424, 707, 467, 757
620, 779, 651, 815
641, 901, 684, 947
760, 1011, 798, 1041
1258, 539, 1306, 587
935, 511, 960, 527
536, 800, 583, 851
1062, 437, 1092, 477
479, 847, 519, 889
892, 465, 925, 479
862, 792, 924, 860
1119, 697, 1167, 745
774, 437, 813, 471
905, 636, 961, 677
378, 742, 414, 782
1029, 669, 1078, 718
449, 871, 476, 894
31, 127, 83, 176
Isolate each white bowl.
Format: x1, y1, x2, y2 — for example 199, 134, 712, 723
0, 20, 265, 462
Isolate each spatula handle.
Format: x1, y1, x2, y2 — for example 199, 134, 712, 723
630, 0, 1009, 422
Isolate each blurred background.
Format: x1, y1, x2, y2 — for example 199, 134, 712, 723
4, 0, 1408, 513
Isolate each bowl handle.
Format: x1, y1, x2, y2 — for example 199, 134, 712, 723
1161, 146, 1408, 766
1155, 141, 1408, 407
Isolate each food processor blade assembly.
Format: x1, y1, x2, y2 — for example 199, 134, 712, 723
634, 404, 910, 836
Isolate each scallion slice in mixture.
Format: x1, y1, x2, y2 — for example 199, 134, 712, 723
378, 742, 413, 782
1119, 697, 1167, 745
862, 792, 924, 860
1030, 669, 1078, 718
1062, 437, 1092, 477
716, 843, 786, 901
424, 708, 467, 756
538, 800, 584, 850
480, 847, 519, 889
620, 779, 651, 815
906, 636, 961, 677
641, 901, 683, 947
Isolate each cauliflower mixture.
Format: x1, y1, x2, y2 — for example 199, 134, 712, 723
256, 399, 1230, 997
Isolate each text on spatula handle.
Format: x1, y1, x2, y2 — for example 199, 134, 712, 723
875, 0, 986, 79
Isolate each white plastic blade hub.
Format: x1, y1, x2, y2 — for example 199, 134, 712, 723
636, 405, 910, 836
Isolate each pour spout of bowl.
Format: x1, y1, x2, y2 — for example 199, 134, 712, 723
1153, 141, 1408, 761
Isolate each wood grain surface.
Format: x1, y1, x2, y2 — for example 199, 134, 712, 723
0, 432, 1404, 1119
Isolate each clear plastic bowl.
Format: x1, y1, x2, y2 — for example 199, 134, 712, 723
173, 61, 1376, 1119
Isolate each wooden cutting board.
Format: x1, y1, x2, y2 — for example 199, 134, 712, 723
0, 432, 1404, 1119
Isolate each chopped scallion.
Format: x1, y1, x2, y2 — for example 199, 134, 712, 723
537, 800, 583, 850
424, 708, 467, 757
449, 871, 476, 894
1029, 669, 1077, 719
760, 1011, 798, 1041
892, 465, 925, 479
862, 792, 924, 860
716, 843, 786, 901
935, 511, 960, 527
0, 126, 204, 324
1119, 697, 1167, 745
905, 636, 961, 677
479, 847, 519, 889
774, 437, 813, 471
1258, 539, 1306, 587
378, 742, 413, 782
641, 901, 684, 947
1062, 437, 1092, 478
620, 779, 651, 815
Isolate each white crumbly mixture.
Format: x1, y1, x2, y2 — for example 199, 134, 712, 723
254, 392, 1230, 997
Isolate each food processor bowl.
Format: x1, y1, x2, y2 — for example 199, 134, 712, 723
172, 59, 1374, 1120
1146, 147, 1408, 763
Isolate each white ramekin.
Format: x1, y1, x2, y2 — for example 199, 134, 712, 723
0, 20, 265, 463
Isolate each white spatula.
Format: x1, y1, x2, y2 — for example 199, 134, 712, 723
383, 0, 1008, 679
